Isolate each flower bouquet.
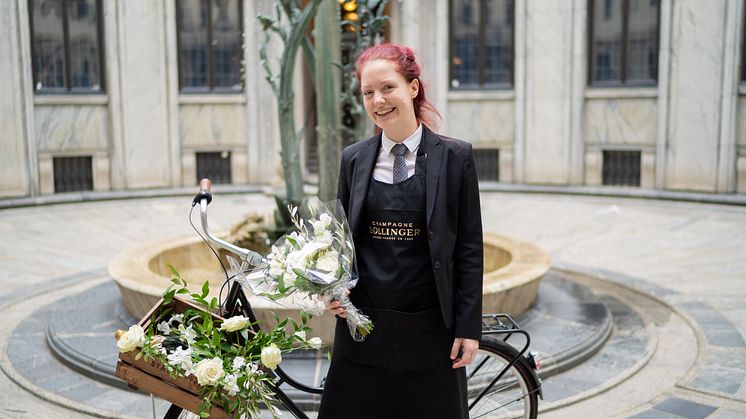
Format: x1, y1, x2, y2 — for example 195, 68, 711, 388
115, 268, 321, 418
234, 197, 374, 342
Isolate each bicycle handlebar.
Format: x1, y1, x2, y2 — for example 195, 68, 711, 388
193, 178, 263, 267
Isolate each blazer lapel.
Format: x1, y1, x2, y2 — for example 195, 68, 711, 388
424, 126, 443, 226
349, 134, 380, 237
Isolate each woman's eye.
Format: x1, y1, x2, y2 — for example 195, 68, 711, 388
363, 91, 372, 96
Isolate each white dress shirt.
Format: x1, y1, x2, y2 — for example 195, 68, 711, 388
373, 124, 423, 184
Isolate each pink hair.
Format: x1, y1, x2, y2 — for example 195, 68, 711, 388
356, 43, 442, 131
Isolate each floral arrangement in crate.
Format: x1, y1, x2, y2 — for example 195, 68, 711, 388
115, 267, 321, 418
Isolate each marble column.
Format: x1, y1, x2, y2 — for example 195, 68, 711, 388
245, 0, 280, 184
116, 0, 172, 189
0, 1, 31, 197
523, 0, 575, 184
665, 0, 728, 192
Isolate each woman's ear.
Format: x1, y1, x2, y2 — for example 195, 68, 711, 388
410, 79, 420, 98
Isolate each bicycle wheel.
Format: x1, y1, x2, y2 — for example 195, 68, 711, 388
467, 337, 539, 419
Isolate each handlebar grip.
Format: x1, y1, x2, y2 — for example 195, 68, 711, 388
200, 178, 212, 193
192, 178, 213, 206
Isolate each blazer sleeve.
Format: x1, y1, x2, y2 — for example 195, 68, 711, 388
453, 144, 484, 340
336, 152, 351, 215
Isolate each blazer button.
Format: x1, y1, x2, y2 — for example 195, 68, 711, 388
429, 231, 435, 240
434, 260, 440, 269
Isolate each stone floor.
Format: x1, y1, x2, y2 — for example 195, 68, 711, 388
1, 191, 745, 418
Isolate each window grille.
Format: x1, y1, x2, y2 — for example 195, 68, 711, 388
53, 156, 93, 192
602, 150, 641, 186
196, 152, 232, 185
473, 148, 500, 181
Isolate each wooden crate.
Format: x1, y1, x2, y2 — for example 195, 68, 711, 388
115, 297, 231, 418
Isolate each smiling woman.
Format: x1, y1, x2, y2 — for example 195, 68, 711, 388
319, 43, 484, 419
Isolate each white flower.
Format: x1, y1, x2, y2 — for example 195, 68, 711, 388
319, 213, 333, 227
223, 374, 241, 396
166, 346, 192, 365
311, 220, 326, 233
116, 325, 146, 353
245, 362, 261, 377
149, 335, 165, 349
194, 357, 225, 386
316, 251, 339, 273
316, 230, 334, 246
308, 337, 323, 349
285, 269, 298, 282
178, 324, 197, 345
285, 249, 307, 269
223, 373, 240, 396
288, 231, 305, 246
220, 315, 251, 332
293, 330, 306, 341
232, 356, 246, 371
268, 261, 284, 277
261, 344, 282, 370
156, 321, 172, 334
166, 346, 193, 372
170, 313, 185, 324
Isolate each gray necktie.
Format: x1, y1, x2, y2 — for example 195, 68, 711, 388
392, 143, 409, 183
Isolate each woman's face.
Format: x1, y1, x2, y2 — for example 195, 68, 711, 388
360, 59, 419, 139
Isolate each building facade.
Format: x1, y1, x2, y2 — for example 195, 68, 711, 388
2, 0, 746, 198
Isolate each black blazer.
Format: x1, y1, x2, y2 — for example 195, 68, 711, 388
337, 125, 484, 340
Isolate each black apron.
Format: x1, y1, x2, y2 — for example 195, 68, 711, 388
319, 140, 468, 419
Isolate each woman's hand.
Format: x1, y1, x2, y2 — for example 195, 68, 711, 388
325, 289, 351, 318
450, 337, 479, 369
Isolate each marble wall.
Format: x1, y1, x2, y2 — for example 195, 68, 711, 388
34, 106, 109, 152
2, 0, 746, 198
583, 98, 657, 146
665, 0, 727, 192
446, 99, 515, 145
0, 1, 29, 197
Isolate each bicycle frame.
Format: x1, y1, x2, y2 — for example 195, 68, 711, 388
469, 314, 543, 410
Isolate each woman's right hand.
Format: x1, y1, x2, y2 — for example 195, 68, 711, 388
326, 289, 350, 318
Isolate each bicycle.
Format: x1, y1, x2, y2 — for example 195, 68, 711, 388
163, 179, 542, 418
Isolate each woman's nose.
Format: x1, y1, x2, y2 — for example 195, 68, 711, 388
373, 92, 385, 104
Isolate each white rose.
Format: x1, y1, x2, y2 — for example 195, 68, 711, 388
308, 337, 323, 349
220, 315, 250, 332
316, 251, 339, 273
294, 330, 306, 341
117, 325, 146, 353
261, 344, 282, 371
194, 357, 225, 386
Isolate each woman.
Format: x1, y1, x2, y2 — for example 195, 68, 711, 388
319, 44, 483, 419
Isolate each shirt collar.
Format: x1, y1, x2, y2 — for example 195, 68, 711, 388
381, 124, 422, 156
